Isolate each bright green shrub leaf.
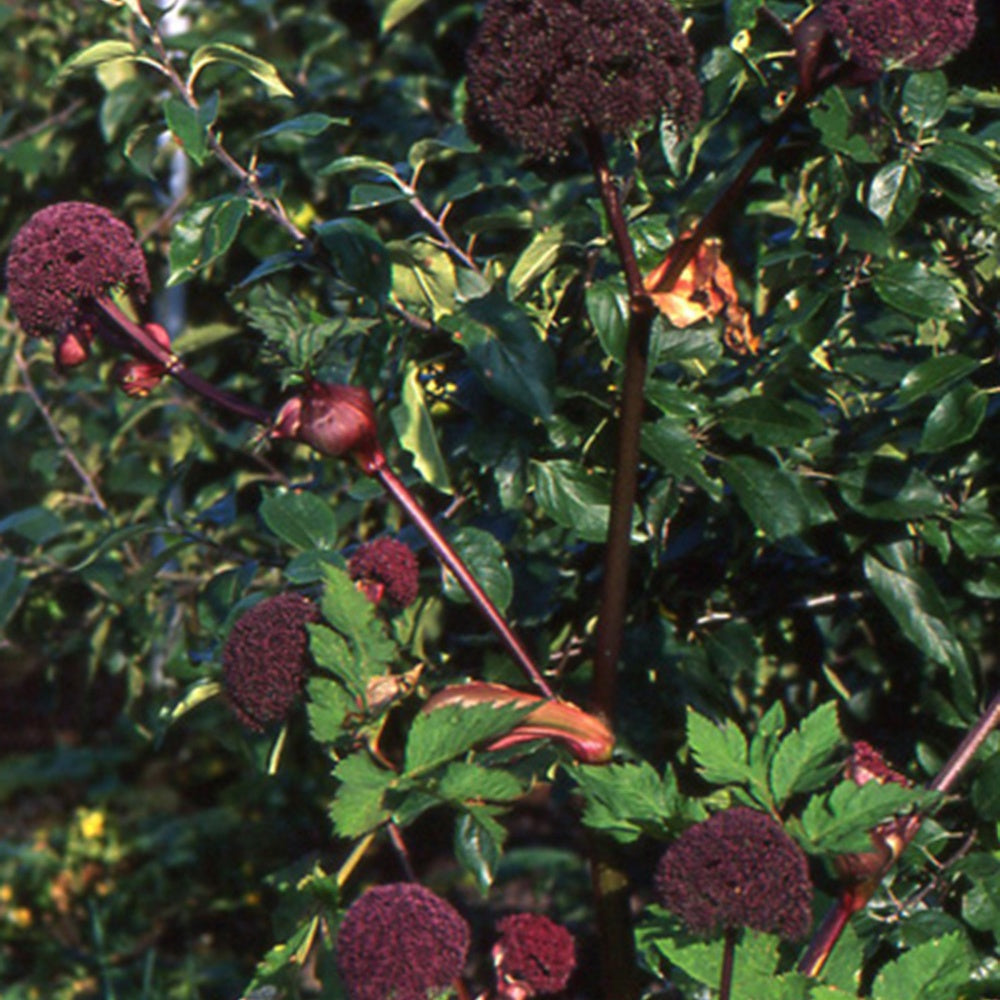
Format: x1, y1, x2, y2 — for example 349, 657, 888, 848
168, 195, 250, 284
530, 460, 622, 543
437, 762, 523, 803
868, 162, 922, 230
390, 239, 458, 319
318, 566, 396, 679
893, 355, 979, 408
454, 808, 506, 893
258, 113, 346, 139
871, 933, 970, 1000
314, 218, 391, 301
721, 456, 833, 539
442, 292, 556, 419
404, 701, 532, 776
259, 489, 339, 550
586, 278, 628, 362
769, 702, 844, 805
687, 708, 751, 785
918, 383, 986, 453
809, 88, 879, 162
440, 526, 513, 613
640, 419, 721, 499
902, 72, 949, 129
329, 752, 395, 837
54, 39, 143, 81
390, 363, 452, 493
188, 43, 292, 98
308, 625, 364, 698
508, 225, 564, 299
164, 93, 218, 165
306, 676, 355, 742
381, 0, 434, 33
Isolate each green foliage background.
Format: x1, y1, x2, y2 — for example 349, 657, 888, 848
1, 0, 999, 997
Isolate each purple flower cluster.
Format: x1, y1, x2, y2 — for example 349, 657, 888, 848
494, 913, 576, 996
221, 592, 320, 731
821, 0, 977, 72
348, 537, 420, 608
465, 0, 702, 159
336, 883, 470, 1000
5, 202, 149, 344
654, 806, 812, 940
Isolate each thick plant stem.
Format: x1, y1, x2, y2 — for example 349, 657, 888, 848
719, 927, 737, 1000
586, 90, 810, 725
799, 690, 1000, 977
94, 299, 271, 425
373, 463, 554, 699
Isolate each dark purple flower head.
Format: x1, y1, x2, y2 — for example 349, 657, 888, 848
493, 913, 576, 997
349, 538, 420, 608
465, 0, 702, 159
221, 592, 320, 731
5, 202, 150, 345
336, 883, 470, 1000
821, 0, 977, 72
654, 806, 812, 940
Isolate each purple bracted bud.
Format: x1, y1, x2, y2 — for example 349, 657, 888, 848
493, 913, 576, 998
336, 882, 470, 1000
221, 592, 320, 731
273, 380, 384, 473
5, 202, 149, 345
655, 806, 813, 940
466, 0, 702, 159
348, 537, 420, 608
820, 0, 977, 73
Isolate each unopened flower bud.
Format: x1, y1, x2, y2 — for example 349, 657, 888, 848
55, 328, 95, 369
111, 323, 172, 396
272, 381, 383, 472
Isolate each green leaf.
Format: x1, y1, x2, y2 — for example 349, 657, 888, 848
838, 458, 943, 520
640, 418, 721, 499
719, 397, 825, 447
970, 755, 1000, 821
721, 456, 833, 539
314, 218, 391, 302
390, 363, 452, 493
390, 240, 458, 320
871, 933, 970, 1000
454, 809, 505, 894
404, 701, 533, 776
163, 93, 218, 166
726, 0, 763, 30
507, 226, 564, 299
54, 40, 142, 82
437, 762, 523, 803
305, 676, 354, 742
381, 0, 434, 33
0, 559, 28, 630
918, 383, 986, 453
168, 195, 250, 285
893, 355, 979, 408
586, 278, 628, 362
259, 489, 339, 550
319, 565, 396, 679
809, 89, 879, 163
258, 113, 347, 139
687, 708, 751, 786
868, 162, 922, 230
769, 703, 844, 805
440, 526, 513, 613
865, 549, 969, 674
873, 260, 962, 321
329, 752, 395, 837
188, 43, 292, 98
902, 72, 949, 130
318, 154, 400, 181
530, 460, 630, 543
308, 624, 365, 696
441, 292, 556, 419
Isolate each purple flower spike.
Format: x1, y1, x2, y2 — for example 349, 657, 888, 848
821, 0, 977, 72
655, 806, 813, 940
336, 883, 470, 1000
221, 593, 320, 731
5, 202, 150, 345
466, 0, 702, 159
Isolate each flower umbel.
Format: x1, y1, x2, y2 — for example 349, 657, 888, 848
348, 537, 420, 607
335, 882, 470, 1000
655, 806, 812, 939
493, 913, 576, 998
221, 593, 320, 731
5, 202, 150, 354
465, 0, 702, 159
820, 0, 977, 72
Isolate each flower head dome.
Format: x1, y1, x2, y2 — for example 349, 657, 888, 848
336, 882, 470, 1000
349, 537, 420, 607
221, 592, 320, 731
821, 0, 977, 72
493, 913, 576, 997
465, 0, 702, 159
5, 202, 149, 344
654, 806, 812, 939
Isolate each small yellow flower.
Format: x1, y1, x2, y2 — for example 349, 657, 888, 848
78, 809, 105, 840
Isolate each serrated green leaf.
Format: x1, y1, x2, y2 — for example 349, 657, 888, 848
390, 363, 452, 493
259, 489, 339, 550
687, 709, 751, 786
440, 527, 512, 613
305, 676, 354, 742
329, 752, 395, 837
437, 762, 523, 803
769, 703, 844, 805
188, 42, 292, 98
308, 624, 364, 696
404, 701, 533, 776
319, 565, 396, 679
871, 933, 970, 1000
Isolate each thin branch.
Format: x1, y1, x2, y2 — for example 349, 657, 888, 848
0, 100, 85, 152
